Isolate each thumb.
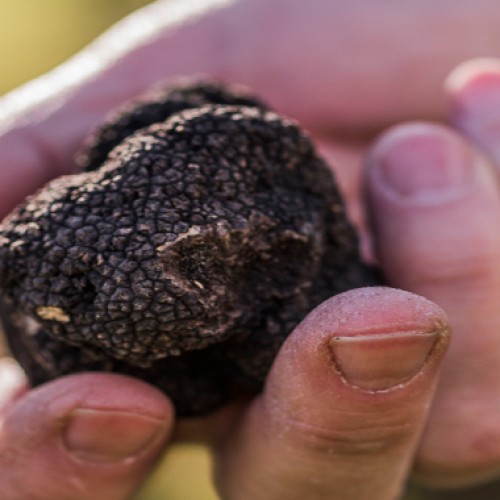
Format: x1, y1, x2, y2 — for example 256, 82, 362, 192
0, 371, 173, 500
214, 287, 450, 500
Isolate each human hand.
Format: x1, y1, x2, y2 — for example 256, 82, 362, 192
1, 1, 499, 498
364, 58, 500, 496
0, 362, 174, 499
0, 289, 450, 499
3, 0, 500, 217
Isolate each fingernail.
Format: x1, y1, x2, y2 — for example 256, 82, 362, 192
373, 126, 472, 200
330, 330, 439, 390
447, 59, 500, 122
64, 409, 166, 463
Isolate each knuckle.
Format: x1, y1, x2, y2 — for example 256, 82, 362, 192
297, 419, 411, 458
269, 408, 415, 460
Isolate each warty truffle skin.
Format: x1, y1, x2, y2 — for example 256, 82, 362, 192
0, 81, 379, 416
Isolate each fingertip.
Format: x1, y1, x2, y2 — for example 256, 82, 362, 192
34, 372, 175, 422
445, 57, 500, 165
296, 287, 448, 339
365, 121, 500, 289
0, 373, 173, 499
270, 287, 449, 402
445, 57, 500, 101
4, 372, 175, 461
446, 58, 500, 130
365, 122, 476, 206
216, 288, 450, 500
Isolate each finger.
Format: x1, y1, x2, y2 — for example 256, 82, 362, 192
7, 1, 500, 216
50, 0, 500, 135
365, 123, 500, 487
0, 373, 173, 500
214, 287, 449, 500
0, 0, 236, 216
447, 57, 500, 163
0, 358, 27, 410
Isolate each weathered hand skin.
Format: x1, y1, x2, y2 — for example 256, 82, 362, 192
0, 82, 379, 416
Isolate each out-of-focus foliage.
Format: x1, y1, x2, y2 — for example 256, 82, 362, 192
0, 1, 220, 498
0, 0, 151, 95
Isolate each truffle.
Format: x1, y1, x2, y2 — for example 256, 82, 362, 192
0, 81, 379, 416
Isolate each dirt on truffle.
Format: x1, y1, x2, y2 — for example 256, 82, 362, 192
0, 81, 379, 416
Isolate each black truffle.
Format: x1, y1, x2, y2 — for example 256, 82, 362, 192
0, 81, 378, 416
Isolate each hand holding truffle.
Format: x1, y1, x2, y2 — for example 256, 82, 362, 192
0, 80, 451, 500
2, 0, 500, 498
0, 290, 450, 500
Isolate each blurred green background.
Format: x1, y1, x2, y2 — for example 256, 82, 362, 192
1, 0, 150, 95
0, 1, 219, 499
